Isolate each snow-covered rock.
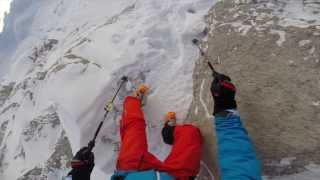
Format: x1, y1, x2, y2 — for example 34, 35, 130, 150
0, 0, 215, 179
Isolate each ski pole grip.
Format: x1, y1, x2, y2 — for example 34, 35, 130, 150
121, 76, 128, 82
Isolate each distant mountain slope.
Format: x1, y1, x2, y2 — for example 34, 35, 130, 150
0, 0, 215, 179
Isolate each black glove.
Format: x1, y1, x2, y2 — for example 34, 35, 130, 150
68, 147, 95, 180
211, 73, 237, 115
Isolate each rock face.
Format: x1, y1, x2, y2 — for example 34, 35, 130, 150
0, 33, 73, 179
0, 92, 73, 179
17, 131, 72, 180
189, 0, 320, 178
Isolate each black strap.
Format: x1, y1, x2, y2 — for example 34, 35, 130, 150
113, 176, 125, 180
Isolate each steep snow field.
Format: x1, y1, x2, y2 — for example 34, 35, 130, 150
0, 0, 215, 179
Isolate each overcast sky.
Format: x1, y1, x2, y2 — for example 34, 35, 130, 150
0, 0, 12, 32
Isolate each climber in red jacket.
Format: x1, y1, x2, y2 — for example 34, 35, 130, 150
160, 112, 203, 180
67, 85, 203, 180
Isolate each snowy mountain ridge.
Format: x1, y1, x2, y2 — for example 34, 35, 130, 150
0, 0, 215, 179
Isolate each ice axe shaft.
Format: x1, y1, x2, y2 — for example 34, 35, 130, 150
192, 38, 220, 77
208, 62, 220, 77
88, 76, 128, 151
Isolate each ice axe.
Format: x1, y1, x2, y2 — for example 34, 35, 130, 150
87, 76, 128, 151
192, 38, 220, 77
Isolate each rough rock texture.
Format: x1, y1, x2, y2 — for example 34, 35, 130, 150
189, 0, 320, 178
17, 131, 72, 180
0, 83, 15, 107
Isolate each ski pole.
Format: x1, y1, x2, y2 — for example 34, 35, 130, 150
192, 38, 220, 77
88, 76, 128, 151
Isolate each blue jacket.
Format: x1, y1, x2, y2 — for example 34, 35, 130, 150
215, 110, 262, 180
111, 170, 174, 180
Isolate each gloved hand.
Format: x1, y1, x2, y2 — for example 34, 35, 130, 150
68, 147, 95, 180
210, 73, 237, 115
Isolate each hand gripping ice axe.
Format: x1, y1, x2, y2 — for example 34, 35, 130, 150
192, 38, 220, 77
87, 76, 128, 151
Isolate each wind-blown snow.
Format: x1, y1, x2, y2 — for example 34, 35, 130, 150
264, 163, 320, 180
258, 0, 320, 27
0, 0, 215, 179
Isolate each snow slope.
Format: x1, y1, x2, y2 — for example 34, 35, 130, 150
0, 0, 215, 179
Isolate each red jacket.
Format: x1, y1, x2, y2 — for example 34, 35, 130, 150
161, 124, 203, 179
116, 97, 162, 171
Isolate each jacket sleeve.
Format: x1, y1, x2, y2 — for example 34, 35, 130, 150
214, 111, 262, 180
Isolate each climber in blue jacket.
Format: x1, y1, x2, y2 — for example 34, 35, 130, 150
66, 73, 262, 180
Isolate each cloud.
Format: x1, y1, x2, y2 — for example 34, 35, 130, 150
0, 0, 12, 31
